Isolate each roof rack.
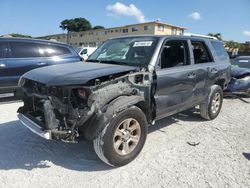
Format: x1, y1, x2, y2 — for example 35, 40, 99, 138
183, 33, 218, 40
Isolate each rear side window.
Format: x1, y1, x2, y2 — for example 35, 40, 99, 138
82, 49, 87, 54
211, 41, 229, 61
38, 44, 71, 57
191, 41, 213, 64
0, 42, 6, 58
9, 42, 42, 58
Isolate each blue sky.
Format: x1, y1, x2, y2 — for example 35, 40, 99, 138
0, 0, 249, 42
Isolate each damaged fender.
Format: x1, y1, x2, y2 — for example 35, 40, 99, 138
83, 93, 147, 140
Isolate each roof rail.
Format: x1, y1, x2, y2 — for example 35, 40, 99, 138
183, 33, 218, 40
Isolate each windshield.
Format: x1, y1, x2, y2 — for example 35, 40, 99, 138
87, 37, 159, 66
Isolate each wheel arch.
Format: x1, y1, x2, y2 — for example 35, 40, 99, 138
82, 95, 149, 140
214, 78, 226, 90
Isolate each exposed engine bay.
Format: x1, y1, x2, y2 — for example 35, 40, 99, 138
18, 70, 154, 142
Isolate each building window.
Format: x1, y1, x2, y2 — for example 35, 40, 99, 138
80, 34, 83, 37
157, 25, 164, 31
123, 29, 128, 33
105, 31, 108, 35
115, 29, 118, 32
144, 25, 151, 31
111, 30, 113, 33
57, 36, 60, 39
171, 28, 177, 35
132, 27, 139, 32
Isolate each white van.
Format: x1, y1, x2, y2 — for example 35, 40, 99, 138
75, 47, 97, 61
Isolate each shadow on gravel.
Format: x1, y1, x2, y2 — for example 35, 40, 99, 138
0, 109, 203, 171
149, 108, 203, 134
0, 121, 109, 172
242, 153, 250, 160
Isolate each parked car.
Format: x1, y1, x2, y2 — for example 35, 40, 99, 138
17, 35, 231, 167
0, 37, 81, 98
75, 46, 97, 61
225, 65, 250, 94
230, 56, 250, 68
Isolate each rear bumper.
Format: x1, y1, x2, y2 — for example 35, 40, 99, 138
18, 113, 52, 140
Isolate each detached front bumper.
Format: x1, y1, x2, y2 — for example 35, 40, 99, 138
18, 113, 52, 140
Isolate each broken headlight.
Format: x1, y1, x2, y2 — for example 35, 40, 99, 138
71, 87, 90, 108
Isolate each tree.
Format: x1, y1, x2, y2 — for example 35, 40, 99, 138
93, 25, 105, 30
59, 17, 92, 32
9, 33, 32, 38
207, 33, 222, 41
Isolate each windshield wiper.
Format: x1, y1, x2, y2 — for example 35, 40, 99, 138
86, 59, 100, 63
99, 60, 129, 66
86, 59, 128, 66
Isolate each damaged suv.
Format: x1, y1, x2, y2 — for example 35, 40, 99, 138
18, 35, 230, 166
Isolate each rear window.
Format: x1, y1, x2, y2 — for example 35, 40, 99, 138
191, 41, 213, 64
39, 44, 71, 57
9, 41, 71, 58
211, 41, 229, 61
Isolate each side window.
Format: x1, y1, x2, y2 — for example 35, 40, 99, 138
38, 44, 71, 57
0, 42, 6, 58
81, 49, 87, 55
211, 41, 229, 61
191, 41, 213, 64
160, 40, 190, 69
9, 42, 42, 58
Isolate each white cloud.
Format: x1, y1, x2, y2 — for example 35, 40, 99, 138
243, 30, 250, 37
188, 12, 201, 20
106, 2, 147, 23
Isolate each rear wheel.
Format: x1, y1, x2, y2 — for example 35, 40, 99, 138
200, 85, 223, 120
93, 106, 147, 167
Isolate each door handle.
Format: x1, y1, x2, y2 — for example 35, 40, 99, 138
0, 63, 6, 68
211, 68, 218, 73
187, 72, 196, 79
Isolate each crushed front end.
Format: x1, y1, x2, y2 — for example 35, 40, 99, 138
18, 78, 90, 142
17, 71, 153, 142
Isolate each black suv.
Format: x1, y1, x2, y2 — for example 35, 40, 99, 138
17, 35, 231, 167
0, 37, 81, 98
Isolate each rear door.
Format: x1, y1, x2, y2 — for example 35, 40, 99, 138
190, 40, 215, 104
155, 39, 196, 119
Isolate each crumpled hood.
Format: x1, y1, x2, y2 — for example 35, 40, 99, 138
22, 62, 137, 86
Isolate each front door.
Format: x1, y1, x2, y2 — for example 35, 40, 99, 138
0, 42, 11, 95
154, 40, 196, 119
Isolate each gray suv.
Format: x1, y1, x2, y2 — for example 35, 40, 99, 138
17, 35, 231, 167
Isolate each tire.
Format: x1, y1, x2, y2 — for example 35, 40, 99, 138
200, 85, 223, 120
93, 106, 148, 167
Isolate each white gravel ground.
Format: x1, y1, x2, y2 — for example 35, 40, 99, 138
0, 98, 249, 188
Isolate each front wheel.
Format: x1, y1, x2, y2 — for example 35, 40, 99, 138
93, 106, 148, 167
200, 85, 223, 120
